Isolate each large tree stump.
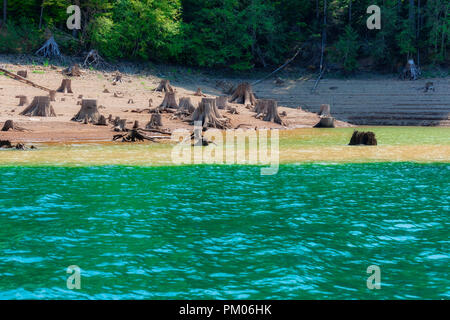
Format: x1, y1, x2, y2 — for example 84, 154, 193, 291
263, 99, 284, 125
349, 131, 377, 145
20, 96, 56, 117
16, 95, 28, 106
57, 79, 73, 93
314, 117, 335, 128
254, 99, 268, 117
17, 70, 27, 78
229, 82, 257, 106
160, 91, 178, 109
178, 97, 195, 114
72, 99, 101, 123
216, 96, 228, 110
155, 79, 173, 92
192, 98, 229, 129
146, 114, 163, 128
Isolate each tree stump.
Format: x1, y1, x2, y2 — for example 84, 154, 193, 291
216, 96, 228, 110
96, 115, 107, 126
194, 88, 206, 97
114, 119, 127, 132
72, 99, 101, 123
254, 99, 268, 116
229, 82, 257, 106
178, 97, 195, 114
49, 90, 56, 101
0, 140, 12, 148
318, 104, 331, 116
57, 79, 73, 93
146, 114, 163, 128
155, 79, 173, 92
192, 98, 229, 129
400, 59, 419, 80
314, 117, 335, 128
263, 100, 284, 125
349, 131, 377, 145
160, 91, 178, 109
1, 120, 14, 131
16, 95, 28, 106
20, 96, 56, 117
17, 70, 27, 78
62, 64, 81, 77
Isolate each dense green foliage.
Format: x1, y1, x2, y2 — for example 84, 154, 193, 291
0, 0, 448, 72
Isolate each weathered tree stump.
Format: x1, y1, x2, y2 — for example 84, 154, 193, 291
318, 104, 331, 116
160, 91, 178, 109
0, 140, 12, 148
349, 131, 377, 145
192, 98, 229, 129
314, 116, 335, 128
20, 96, 56, 117
216, 96, 228, 110
96, 115, 107, 126
178, 97, 195, 114
146, 113, 163, 128
72, 99, 101, 123
114, 119, 127, 132
62, 64, 81, 77
56, 79, 73, 93
229, 82, 257, 106
254, 99, 268, 117
263, 99, 284, 125
17, 70, 27, 78
49, 90, 56, 101
112, 72, 122, 85
400, 59, 419, 80
1, 120, 14, 131
155, 79, 173, 92
228, 107, 239, 114
16, 95, 28, 106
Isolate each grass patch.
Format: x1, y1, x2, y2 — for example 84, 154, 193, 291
32, 70, 45, 74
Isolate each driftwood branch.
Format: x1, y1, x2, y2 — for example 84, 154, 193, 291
252, 42, 308, 86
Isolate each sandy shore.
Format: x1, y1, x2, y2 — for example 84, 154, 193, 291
0, 63, 353, 143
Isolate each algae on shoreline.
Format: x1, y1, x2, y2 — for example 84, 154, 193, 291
0, 127, 449, 166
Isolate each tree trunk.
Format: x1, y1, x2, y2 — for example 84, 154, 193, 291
20, 96, 56, 117
263, 99, 284, 125
146, 113, 163, 128
229, 82, 257, 106
348, 0, 352, 24
38, 2, 44, 29
56, 79, 73, 93
72, 99, 101, 123
159, 91, 178, 109
192, 98, 229, 129
3, 0, 6, 24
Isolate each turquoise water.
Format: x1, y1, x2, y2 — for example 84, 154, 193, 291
0, 163, 448, 299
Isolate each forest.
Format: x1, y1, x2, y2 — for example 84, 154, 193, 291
0, 0, 448, 72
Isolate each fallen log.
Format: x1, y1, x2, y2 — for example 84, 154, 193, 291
0, 67, 52, 93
